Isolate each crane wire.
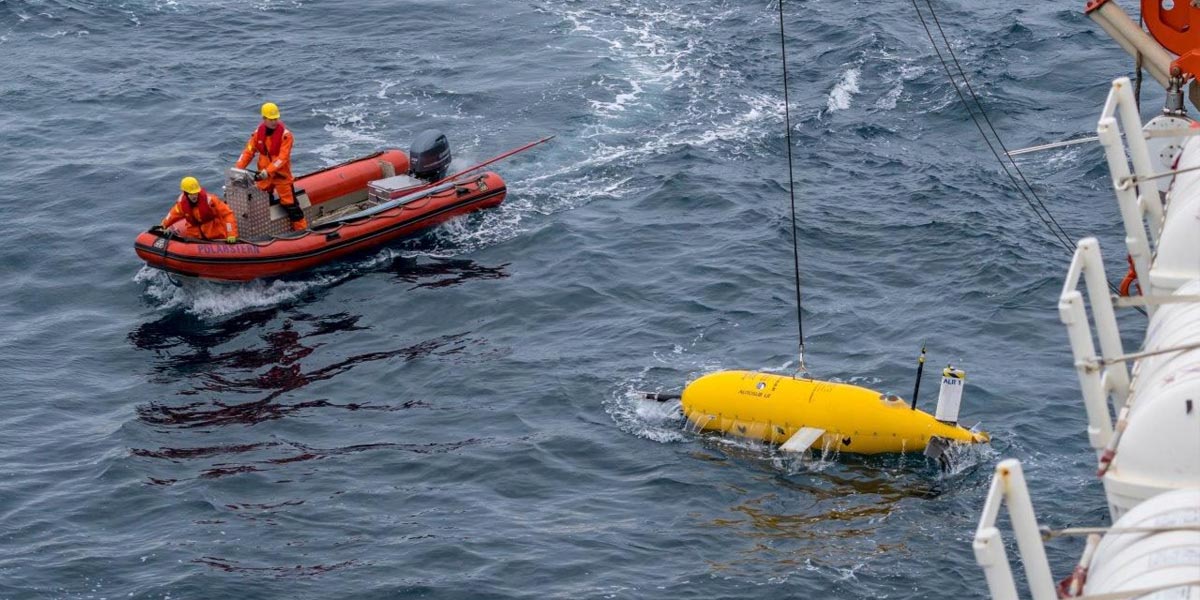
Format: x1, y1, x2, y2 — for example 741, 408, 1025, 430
778, 0, 806, 373
927, 1, 1084, 247
911, 0, 1076, 253
912, 0, 1141, 311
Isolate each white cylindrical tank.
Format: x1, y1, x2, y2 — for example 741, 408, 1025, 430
934, 366, 965, 424
1152, 137, 1200, 292
1106, 279, 1200, 518
1084, 488, 1200, 598
1131, 279, 1200, 396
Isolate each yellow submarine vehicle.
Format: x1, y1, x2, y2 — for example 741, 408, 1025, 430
645, 360, 989, 459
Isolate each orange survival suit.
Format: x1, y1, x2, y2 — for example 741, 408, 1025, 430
160, 189, 239, 241
235, 122, 308, 230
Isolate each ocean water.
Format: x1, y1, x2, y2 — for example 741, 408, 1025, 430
0, 0, 1156, 597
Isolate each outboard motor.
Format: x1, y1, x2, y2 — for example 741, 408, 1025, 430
409, 129, 452, 182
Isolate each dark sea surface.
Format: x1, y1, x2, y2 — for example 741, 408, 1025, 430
0, 0, 1158, 597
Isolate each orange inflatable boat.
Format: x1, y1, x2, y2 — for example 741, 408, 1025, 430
134, 148, 507, 282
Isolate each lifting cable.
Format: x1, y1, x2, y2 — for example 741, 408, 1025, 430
1135, 14, 1144, 110
911, 0, 1140, 311
778, 0, 806, 373
910, 0, 1076, 254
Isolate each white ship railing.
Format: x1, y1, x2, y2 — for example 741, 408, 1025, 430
975, 459, 1200, 599
974, 44, 1200, 600
1058, 238, 1130, 453
1097, 76, 1200, 302
1097, 77, 1164, 307
974, 459, 1056, 600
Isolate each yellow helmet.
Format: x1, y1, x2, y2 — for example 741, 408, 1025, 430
180, 176, 201, 194
261, 102, 280, 120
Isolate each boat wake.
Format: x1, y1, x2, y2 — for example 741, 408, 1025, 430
134, 265, 346, 319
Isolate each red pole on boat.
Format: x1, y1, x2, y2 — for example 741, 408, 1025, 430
435, 135, 555, 184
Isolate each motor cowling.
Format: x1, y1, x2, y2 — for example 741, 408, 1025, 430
409, 129, 451, 182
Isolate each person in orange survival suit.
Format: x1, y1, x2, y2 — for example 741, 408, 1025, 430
235, 101, 308, 230
157, 176, 239, 243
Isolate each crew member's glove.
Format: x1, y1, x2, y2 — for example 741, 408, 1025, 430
150, 225, 165, 234
226, 235, 238, 244
255, 170, 268, 181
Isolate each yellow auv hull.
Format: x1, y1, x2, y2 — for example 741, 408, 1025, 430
681, 370, 989, 454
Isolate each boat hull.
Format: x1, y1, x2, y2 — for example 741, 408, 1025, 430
134, 168, 506, 282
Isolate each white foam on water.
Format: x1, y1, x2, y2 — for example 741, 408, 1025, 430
375, 79, 400, 100
458, 3, 779, 253
875, 83, 903, 111
311, 103, 387, 164
383, 88, 482, 123
937, 435, 999, 477
899, 63, 928, 79
250, 0, 304, 10
1041, 146, 1085, 168
870, 47, 930, 112
135, 266, 345, 319
605, 370, 690, 444
561, 9, 594, 33
588, 78, 645, 118
683, 92, 782, 152
416, 210, 521, 256
559, 2, 712, 123
826, 67, 861, 113
412, 170, 636, 257
604, 326, 739, 445
133, 245, 412, 319
836, 563, 865, 581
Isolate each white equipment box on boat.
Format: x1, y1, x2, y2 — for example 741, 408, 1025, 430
368, 174, 427, 203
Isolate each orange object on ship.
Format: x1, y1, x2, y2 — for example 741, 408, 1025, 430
133, 149, 507, 282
